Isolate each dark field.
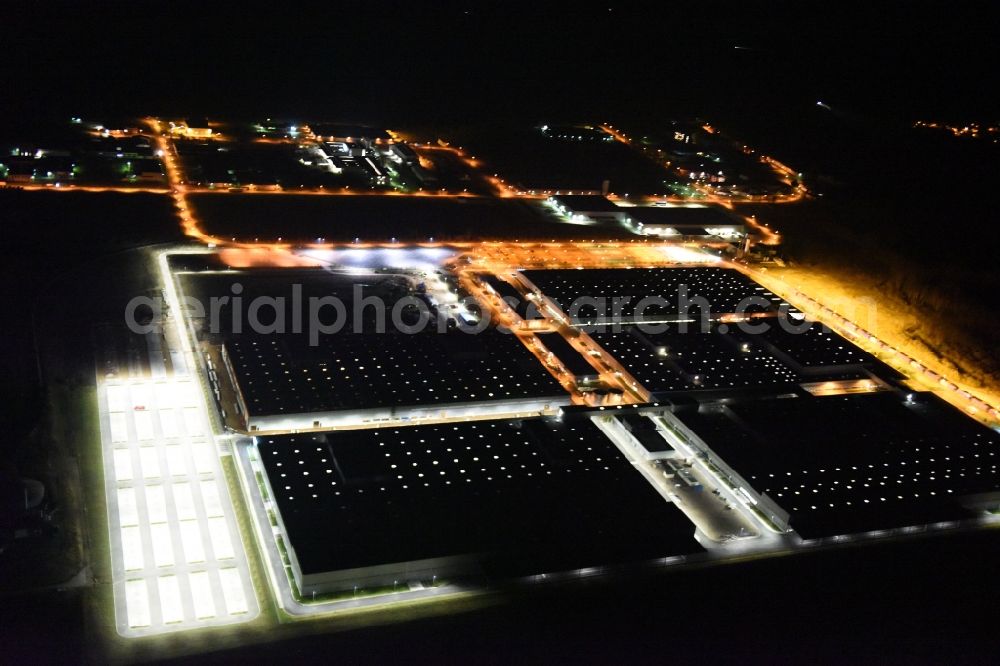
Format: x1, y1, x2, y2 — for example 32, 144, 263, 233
148, 527, 1000, 663
412, 147, 496, 195
733, 111, 1000, 387
189, 193, 637, 242
0, 190, 179, 613
455, 124, 676, 195
0, 190, 179, 254
0, 190, 180, 382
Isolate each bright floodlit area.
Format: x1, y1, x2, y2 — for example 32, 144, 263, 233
4, 4, 1000, 663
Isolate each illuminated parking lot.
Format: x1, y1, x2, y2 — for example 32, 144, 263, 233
98, 373, 258, 636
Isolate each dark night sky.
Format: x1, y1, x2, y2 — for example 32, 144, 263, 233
3, 1, 998, 126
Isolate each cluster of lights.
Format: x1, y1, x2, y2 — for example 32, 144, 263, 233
522, 267, 793, 323
914, 120, 1000, 142
227, 331, 563, 417
260, 419, 633, 506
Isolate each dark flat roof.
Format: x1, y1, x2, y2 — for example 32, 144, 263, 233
521, 267, 796, 324
521, 268, 885, 394
593, 327, 802, 393
550, 194, 622, 213
182, 268, 565, 416
481, 274, 523, 304
629, 205, 742, 228
676, 392, 1000, 538
481, 274, 544, 320
180, 269, 417, 336
620, 415, 673, 453
753, 320, 875, 370
391, 143, 418, 159
537, 332, 598, 378
592, 317, 887, 394
259, 414, 702, 577
226, 329, 564, 416
189, 194, 632, 243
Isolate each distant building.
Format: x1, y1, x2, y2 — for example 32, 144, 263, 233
185, 117, 213, 138
91, 135, 154, 159
411, 163, 438, 187
539, 124, 614, 142
252, 119, 303, 138
219, 329, 568, 433
389, 143, 419, 165
547, 195, 629, 224
545, 195, 745, 243
254, 412, 703, 595
627, 205, 746, 241
168, 118, 213, 138
132, 158, 166, 181
309, 123, 390, 143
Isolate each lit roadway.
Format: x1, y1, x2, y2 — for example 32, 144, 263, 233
4, 116, 803, 214
731, 262, 1000, 427
10, 129, 998, 422
8, 184, 172, 194
4, 116, 794, 250
140, 237, 1000, 626
13, 115, 1000, 573
147, 117, 518, 199
4, 115, 805, 211
464, 241, 1000, 542
451, 241, 1000, 428
593, 414, 778, 548
598, 123, 808, 207
14, 115, 1000, 643
465, 233, 787, 544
